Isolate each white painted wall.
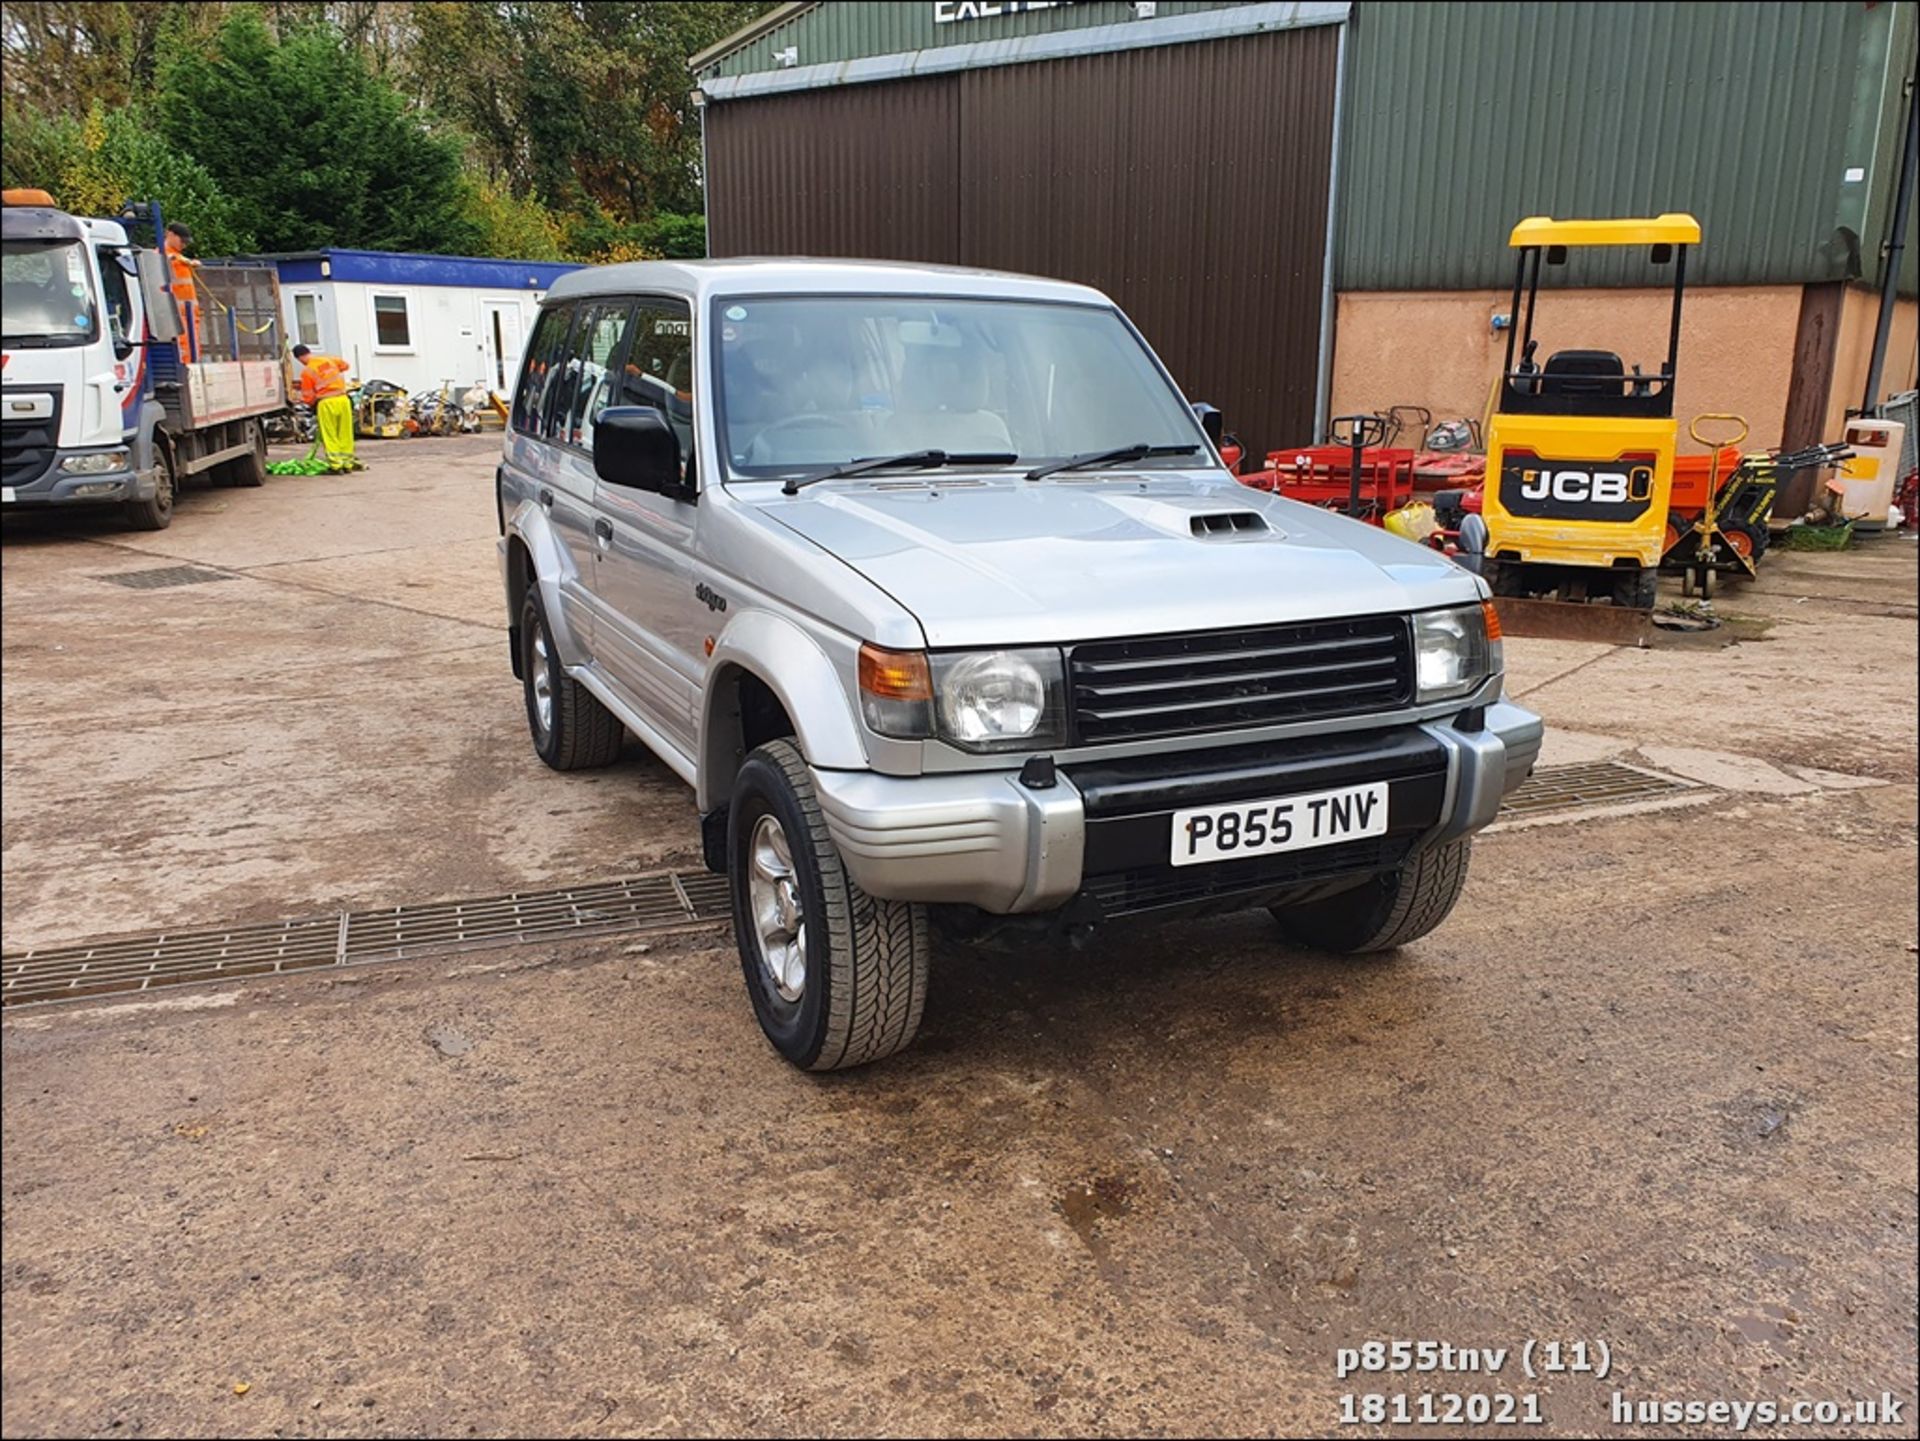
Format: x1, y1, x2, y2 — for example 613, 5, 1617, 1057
277, 280, 546, 399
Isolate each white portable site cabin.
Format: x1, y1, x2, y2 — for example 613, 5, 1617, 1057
254, 249, 580, 399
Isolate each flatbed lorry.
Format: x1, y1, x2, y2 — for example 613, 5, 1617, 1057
2, 189, 285, 529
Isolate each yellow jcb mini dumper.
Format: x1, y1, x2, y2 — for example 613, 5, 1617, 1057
1477, 214, 1700, 614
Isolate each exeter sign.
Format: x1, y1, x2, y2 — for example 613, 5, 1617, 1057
934, 0, 1080, 23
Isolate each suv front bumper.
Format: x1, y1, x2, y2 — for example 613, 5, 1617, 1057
811, 701, 1543, 918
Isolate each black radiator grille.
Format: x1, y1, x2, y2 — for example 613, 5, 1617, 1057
1085, 835, 1412, 919
2, 394, 62, 489
1068, 614, 1414, 743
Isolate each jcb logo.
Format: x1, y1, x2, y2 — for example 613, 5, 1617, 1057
1518, 468, 1635, 504
1500, 451, 1657, 522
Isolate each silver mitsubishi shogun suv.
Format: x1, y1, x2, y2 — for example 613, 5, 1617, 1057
497, 260, 1542, 1071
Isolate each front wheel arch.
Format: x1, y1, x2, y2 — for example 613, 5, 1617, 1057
697, 611, 871, 814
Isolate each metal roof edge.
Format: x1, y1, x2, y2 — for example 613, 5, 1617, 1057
244, 248, 580, 289
689, 2, 817, 73
698, 0, 1350, 101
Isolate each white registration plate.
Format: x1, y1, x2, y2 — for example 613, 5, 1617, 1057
1171, 781, 1390, 867
1, 487, 15, 504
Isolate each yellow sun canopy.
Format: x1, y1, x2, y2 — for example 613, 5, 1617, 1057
1508, 214, 1701, 248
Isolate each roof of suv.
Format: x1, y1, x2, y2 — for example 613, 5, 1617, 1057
543, 257, 1110, 308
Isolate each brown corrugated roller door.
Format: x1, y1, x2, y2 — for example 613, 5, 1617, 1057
705, 26, 1338, 456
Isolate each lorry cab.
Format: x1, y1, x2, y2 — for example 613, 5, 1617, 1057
2, 193, 161, 511
3, 188, 284, 529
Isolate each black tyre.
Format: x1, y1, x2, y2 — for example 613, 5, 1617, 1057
1271, 840, 1471, 954
123, 438, 175, 531
729, 739, 929, 1071
1611, 566, 1658, 609
1487, 560, 1529, 598
220, 420, 267, 488
519, 587, 623, 771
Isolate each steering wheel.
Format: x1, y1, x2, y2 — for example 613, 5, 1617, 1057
748, 412, 859, 463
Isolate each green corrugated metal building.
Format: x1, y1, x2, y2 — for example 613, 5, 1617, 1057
693, 1, 1918, 458
1339, 1, 1915, 294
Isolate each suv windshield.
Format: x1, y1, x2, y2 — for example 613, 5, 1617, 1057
2, 238, 98, 347
714, 295, 1207, 478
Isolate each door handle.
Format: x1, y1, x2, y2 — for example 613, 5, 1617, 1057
593, 518, 614, 543
538, 487, 554, 510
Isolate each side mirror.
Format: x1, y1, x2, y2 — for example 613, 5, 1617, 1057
1546, 244, 1568, 266
1650, 242, 1673, 265
1190, 401, 1225, 446
593, 405, 686, 497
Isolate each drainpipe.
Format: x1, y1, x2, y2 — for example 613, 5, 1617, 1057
1312, 18, 1351, 445
1862, 80, 1917, 414
694, 86, 713, 258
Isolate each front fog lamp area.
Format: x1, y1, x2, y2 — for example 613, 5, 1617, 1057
859, 644, 1065, 751
1413, 603, 1500, 701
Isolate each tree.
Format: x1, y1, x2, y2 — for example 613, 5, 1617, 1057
0, 2, 226, 116
157, 8, 479, 253
459, 178, 564, 262
0, 100, 80, 192
3, 0, 773, 259
57, 101, 254, 253
412, 2, 767, 222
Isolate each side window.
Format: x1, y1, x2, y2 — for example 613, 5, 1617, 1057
95, 247, 134, 345
292, 293, 322, 347
618, 298, 695, 479
564, 302, 635, 450
371, 292, 412, 349
512, 305, 574, 437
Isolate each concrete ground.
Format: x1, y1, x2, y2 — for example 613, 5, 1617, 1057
3, 436, 1915, 1437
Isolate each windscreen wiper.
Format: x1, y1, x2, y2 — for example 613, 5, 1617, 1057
782, 449, 1019, 495
1025, 442, 1200, 481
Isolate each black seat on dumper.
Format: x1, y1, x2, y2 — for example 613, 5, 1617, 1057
1540, 349, 1627, 398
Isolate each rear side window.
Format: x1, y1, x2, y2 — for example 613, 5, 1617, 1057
512, 305, 574, 436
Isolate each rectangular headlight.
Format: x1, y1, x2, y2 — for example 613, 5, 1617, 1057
930, 648, 1066, 753
60, 449, 131, 475
1413, 604, 1498, 701
857, 644, 1068, 752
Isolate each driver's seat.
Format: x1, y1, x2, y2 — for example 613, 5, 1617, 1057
883, 346, 1013, 454
1540, 349, 1627, 398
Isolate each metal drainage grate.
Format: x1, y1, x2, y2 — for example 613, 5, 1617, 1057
2, 870, 734, 1009
100, 565, 234, 590
1501, 760, 1697, 817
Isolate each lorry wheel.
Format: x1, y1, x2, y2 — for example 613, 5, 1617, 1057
729, 738, 929, 1071
1271, 840, 1471, 954
1611, 566, 1658, 609
123, 441, 175, 531
519, 588, 623, 770
222, 420, 267, 488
